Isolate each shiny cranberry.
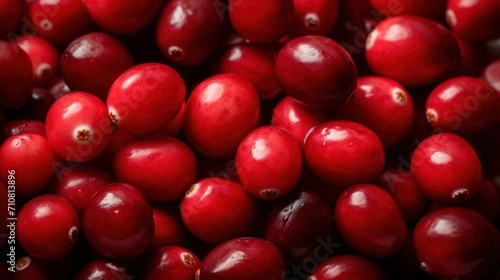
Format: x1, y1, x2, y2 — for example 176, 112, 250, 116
465, 177, 500, 223
15, 35, 59, 87
446, 0, 500, 41
0, 0, 23, 37
335, 184, 407, 258
308, 255, 390, 280
0, 40, 32, 110
12, 87, 55, 121
156, 0, 228, 66
0, 133, 54, 197
275, 35, 358, 109
229, 0, 293, 43
46, 91, 112, 162
366, 15, 459, 86
74, 260, 133, 280
155, 101, 186, 137
150, 205, 186, 250
60, 32, 134, 101
5, 120, 46, 138
107, 63, 185, 135
180, 178, 259, 244
289, 0, 339, 37
17, 195, 79, 260
304, 120, 385, 188
212, 44, 281, 100
198, 237, 285, 280
335, 76, 414, 148
144, 246, 200, 280
482, 59, 500, 92
236, 126, 302, 200
28, 0, 94, 45
414, 207, 499, 279
13, 256, 73, 280
369, 0, 447, 19
411, 133, 482, 204
183, 73, 260, 158
83, 183, 154, 259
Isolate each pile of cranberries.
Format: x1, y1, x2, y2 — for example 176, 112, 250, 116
1, 0, 500, 279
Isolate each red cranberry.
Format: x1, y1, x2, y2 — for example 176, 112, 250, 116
155, 101, 186, 137
228, 0, 293, 43
369, 0, 447, 19
47, 76, 71, 100
180, 178, 259, 244
236, 126, 302, 200
46, 91, 113, 162
465, 177, 500, 223
5, 120, 46, 138
13, 255, 73, 280
411, 133, 482, 204
414, 207, 500, 279
198, 237, 285, 280
0, 0, 23, 37
0, 40, 33, 110
335, 184, 407, 258
289, 0, 339, 37
481, 59, 500, 92
366, 15, 459, 86
452, 35, 489, 77
156, 0, 228, 66
74, 260, 133, 280
150, 205, 186, 250
183, 73, 260, 158
334, 76, 414, 148
17, 195, 79, 260
15, 35, 59, 87
83, 183, 154, 259
0, 133, 54, 197
145, 246, 200, 280
60, 32, 134, 101
446, 0, 500, 41
275, 35, 358, 109
308, 255, 390, 280
107, 63, 186, 135
12, 87, 55, 121
304, 120, 385, 188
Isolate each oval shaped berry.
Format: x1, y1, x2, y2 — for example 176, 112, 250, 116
289, 0, 339, 37
15, 35, 59, 87
308, 255, 390, 280
74, 260, 132, 280
144, 246, 200, 280
446, 0, 500, 41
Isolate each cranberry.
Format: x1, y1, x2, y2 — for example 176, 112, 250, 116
13, 255, 73, 280
156, 0, 228, 66
144, 246, 200, 280
452, 35, 489, 77
446, 0, 500, 41
5, 120, 46, 138
482, 59, 500, 92
83, 183, 154, 259
60, 32, 134, 101
180, 177, 259, 244
11, 87, 55, 121
228, 0, 293, 43
304, 120, 385, 188
308, 255, 390, 280
0, 133, 54, 197
183, 73, 260, 158
47, 76, 71, 100
198, 237, 285, 280
0, 40, 33, 110
46, 91, 113, 162
275, 35, 358, 109
17, 195, 79, 260
0, 0, 23, 37
465, 177, 500, 223
113, 135, 198, 202
150, 205, 186, 250
107, 63, 186, 135
155, 101, 186, 137
334, 76, 414, 148
369, 0, 447, 19
236, 126, 302, 200
335, 184, 407, 258
414, 207, 500, 279
411, 132, 482, 204
15, 35, 59, 87
366, 15, 459, 86
74, 260, 133, 280
289, 0, 339, 37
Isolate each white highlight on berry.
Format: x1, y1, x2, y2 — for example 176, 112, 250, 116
446, 9, 457, 27
252, 139, 270, 160
322, 128, 348, 141
293, 43, 323, 63
228, 46, 242, 61
430, 151, 452, 165
366, 30, 378, 50
350, 191, 367, 207
384, 24, 410, 42
438, 86, 460, 101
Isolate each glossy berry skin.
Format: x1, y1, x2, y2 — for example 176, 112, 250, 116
150, 205, 186, 250
275, 36, 358, 109
335, 76, 414, 148
425, 77, 498, 135
289, 0, 339, 37
308, 255, 390, 280
82, 0, 163, 35
156, 0, 228, 66
112, 135, 198, 202
304, 120, 385, 188
0, 0, 23, 36
0, 40, 33, 110
265, 189, 335, 263
335, 184, 407, 258
369, 0, 447, 19
144, 246, 200, 280
107, 63, 186, 135
229, 0, 293, 44
212, 44, 281, 100
74, 260, 132, 280
155, 101, 186, 137
17, 195, 79, 260
482, 59, 500, 92
183, 73, 260, 158
0, 134, 54, 197
83, 183, 154, 259
414, 207, 500, 280
411, 133, 482, 204
199, 237, 285, 280
180, 178, 259, 245
236, 126, 302, 200
5, 120, 46, 138
366, 15, 459, 87
15, 36, 59, 87
446, 0, 500, 41
46, 91, 113, 162
61, 32, 134, 101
